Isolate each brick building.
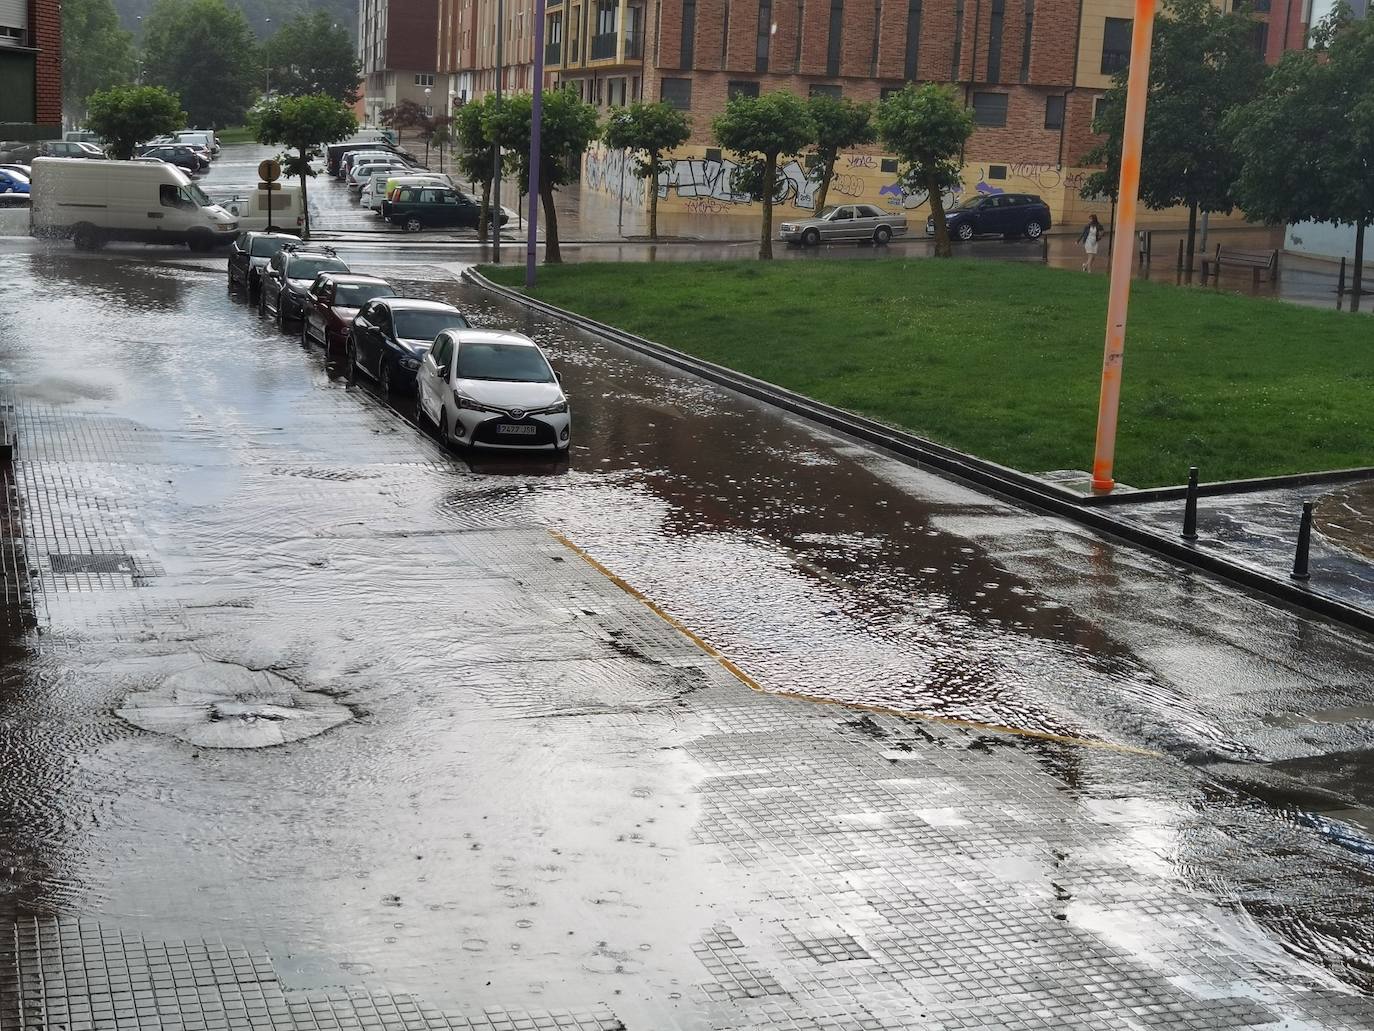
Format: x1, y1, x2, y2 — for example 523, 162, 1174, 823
438, 0, 541, 107
0, 0, 61, 138
359, 0, 442, 126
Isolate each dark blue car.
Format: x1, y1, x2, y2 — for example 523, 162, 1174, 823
0, 168, 30, 203
346, 298, 470, 394
927, 193, 1052, 242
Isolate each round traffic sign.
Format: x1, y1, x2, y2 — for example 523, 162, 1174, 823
258, 158, 282, 182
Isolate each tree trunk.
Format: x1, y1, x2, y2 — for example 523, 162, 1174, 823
1353, 220, 1365, 314
1184, 200, 1198, 279
927, 174, 951, 258
814, 156, 835, 214
541, 182, 561, 265
647, 150, 659, 241
478, 177, 491, 243
759, 152, 776, 260
298, 155, 310, 239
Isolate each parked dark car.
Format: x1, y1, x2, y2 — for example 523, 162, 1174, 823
325, 140, 412, 176
259, 246, 350, 329
346, 298, 469, 394
227, 230, 299, 299
41, 140, 107, 160
382, 186, 500, 233
301, 274, 396, 355
138, 145, 209, 174
927, 193, 1052, 241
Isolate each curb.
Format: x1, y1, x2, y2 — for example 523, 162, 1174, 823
465, 268, 1374, 638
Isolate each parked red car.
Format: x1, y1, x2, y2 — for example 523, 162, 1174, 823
300, 273, 396, 355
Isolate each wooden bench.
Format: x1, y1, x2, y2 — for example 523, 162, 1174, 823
1201, 245, 1278, 285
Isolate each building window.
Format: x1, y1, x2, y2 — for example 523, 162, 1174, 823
661, 77, 692, 110
595, 0, 616, 35
987, 164, 1007, 179
952, 0, 965, 79
1093, 95, 1111, 126
904, 0, 922, 80
681, 0, 696, 66
827, 0, 844, 77
972, 91, 1008, 126
1101, 17, 1131, 74
809, 83, 842, 98
1251, 19, 1269, 55
986, 0, 1004, 81
414, 73, 436, 86
728, 80, 760, 99
757, 0, 772, 71
881, 157, 898, 172
871, 0, 882, 75
1020, 0, 1034, 81
1044, 94, 1064, 129
705, 147, 722, 163
881, 86, 903, 100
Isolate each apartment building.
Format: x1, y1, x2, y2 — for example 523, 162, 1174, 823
359, 0, 443, 126
438, 0, 541, 105
0, 0, 61, 138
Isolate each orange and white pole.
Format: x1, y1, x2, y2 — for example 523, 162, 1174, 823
1090, 0, 1157, 492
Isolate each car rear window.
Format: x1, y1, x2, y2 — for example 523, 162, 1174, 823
335, 284, 395, 307
288, 258, 349, 280
250, 237, 290, 257
393, 310, 468, 341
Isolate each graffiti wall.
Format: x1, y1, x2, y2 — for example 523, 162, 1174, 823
580, 143, 1249, 231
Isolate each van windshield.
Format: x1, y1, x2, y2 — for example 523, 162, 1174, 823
183, 183, 212, 207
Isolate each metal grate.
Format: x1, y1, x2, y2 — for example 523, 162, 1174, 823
48, 552, 137, 576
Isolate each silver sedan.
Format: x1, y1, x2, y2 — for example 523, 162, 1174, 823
779, 204, 909, 247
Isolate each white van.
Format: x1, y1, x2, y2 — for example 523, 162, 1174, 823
220, 185, 303, 234
29, 157, 238, 250
362, 172, 452, 211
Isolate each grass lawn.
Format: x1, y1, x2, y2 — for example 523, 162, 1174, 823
215, 126, 257, 145
483, 260, 1374, 488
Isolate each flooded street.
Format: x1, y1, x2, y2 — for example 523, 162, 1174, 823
1, 148, 1373, 1030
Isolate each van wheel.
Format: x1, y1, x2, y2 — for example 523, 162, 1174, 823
72, 224, 103, 251
404, 216, 424, 233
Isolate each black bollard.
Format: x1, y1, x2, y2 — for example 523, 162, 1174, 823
1177, 238, 1185, 274
1292, 501, 1315, 581
1182, 466, 1200, 541
1337, 256, 1347, 299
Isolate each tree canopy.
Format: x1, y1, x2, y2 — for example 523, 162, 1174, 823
486, 89, 601, 264
263, 11, 361, 104
875, 84, 972, 257
86, 84, 185, 159
141, 0, 260, 127
253, 92, 357, 235
1227, 5, 1374, 306
713, 91, 815, 259
1081, 0, 1265, 266
63, 0, 138, 126
603, 100, 692, 239
455, 95, 503, 242
806, 95, 876, 214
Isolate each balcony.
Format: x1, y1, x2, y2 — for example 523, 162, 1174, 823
590, 32, 618, 60
624, 29, 643, 59
545, 40, 562, 65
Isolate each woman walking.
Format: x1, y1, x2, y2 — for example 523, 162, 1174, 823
1079, 214, 1104, 272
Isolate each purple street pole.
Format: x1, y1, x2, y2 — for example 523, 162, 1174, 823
525, 0, 547, 288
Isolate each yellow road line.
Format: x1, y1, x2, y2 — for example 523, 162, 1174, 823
549, 530, 1163, 759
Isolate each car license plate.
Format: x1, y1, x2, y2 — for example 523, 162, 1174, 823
497, 424, 537, 436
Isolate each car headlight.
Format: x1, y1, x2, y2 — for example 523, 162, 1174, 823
533, 400, 569, 414
454, 391, 501, 413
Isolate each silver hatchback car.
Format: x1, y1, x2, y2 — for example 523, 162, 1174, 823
779, 204, 908, 247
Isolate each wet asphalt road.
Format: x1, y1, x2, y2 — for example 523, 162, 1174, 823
1, 147, 1373, 1028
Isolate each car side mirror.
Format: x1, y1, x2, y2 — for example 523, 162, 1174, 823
554, 372, 562, 383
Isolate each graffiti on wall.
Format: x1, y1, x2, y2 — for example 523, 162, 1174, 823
583, 146, 648, 206
656, 156, 828, 211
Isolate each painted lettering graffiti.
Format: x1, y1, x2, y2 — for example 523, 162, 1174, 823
844, 154, 879, 169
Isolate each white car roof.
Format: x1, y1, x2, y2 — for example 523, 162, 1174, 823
450, 329, 538, 348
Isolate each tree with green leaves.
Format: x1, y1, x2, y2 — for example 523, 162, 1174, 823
262, 11, 361, 104
252, 93, 357, 237
806, 95, 875, 214
602, 100, 692, 240
63, 0, 138, 127
455, 96, 503, 242
1081, 0, 1265, 271
485, 89, 600, 264
876, 84, 972, 258
142, 0, 260, 127
381, 99, 427, 133
1227, 6, 1374, 310
712, 91, 815, 260
86, 84, 185, 159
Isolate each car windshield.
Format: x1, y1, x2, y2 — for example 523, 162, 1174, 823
394, 310, 467, 340
818, 207, 840, 220
289, 258, 348, 281
250, 237, 290, 258
456, 342, 554, 383
3, 171, 29, 184
335, 284, 394, 307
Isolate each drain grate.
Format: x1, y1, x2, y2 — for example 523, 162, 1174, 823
48, 552, 137, 576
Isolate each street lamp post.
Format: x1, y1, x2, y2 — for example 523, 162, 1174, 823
492, 0, 504, 262
526, 0, 546, 287
424, 86, 432, 166
263, 18, 272, 95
